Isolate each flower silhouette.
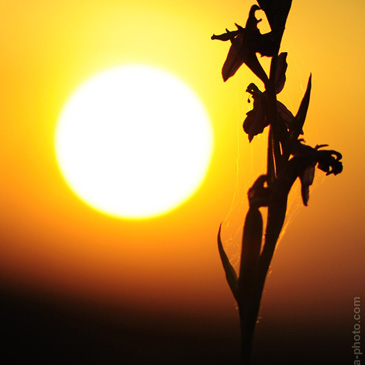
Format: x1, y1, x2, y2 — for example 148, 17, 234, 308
212, 5, 284, 82
243, 53, 293, 141
288, 141, 343, 205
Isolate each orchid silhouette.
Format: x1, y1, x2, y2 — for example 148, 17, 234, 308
212, 1, 343, 364
212, 5, 270, 83
212, 1, 291, 83
243, 52, 293, 142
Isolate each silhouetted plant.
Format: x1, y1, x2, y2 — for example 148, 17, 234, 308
212, 1, 343, 363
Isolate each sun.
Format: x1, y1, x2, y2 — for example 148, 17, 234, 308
55, 65, 213, 219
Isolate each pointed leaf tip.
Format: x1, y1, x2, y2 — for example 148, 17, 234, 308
290, 74, 312, 141
218, 224, 238, 299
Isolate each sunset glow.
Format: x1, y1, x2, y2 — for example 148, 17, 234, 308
0, 3, 363, 362
55, 65, 213, 218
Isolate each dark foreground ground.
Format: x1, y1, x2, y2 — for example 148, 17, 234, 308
0, 282, 354, 364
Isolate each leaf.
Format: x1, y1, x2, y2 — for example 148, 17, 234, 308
238, 208, 263, 296
267, 127, 276, 184
217, 224, 238, 300
290, 75, 312, 141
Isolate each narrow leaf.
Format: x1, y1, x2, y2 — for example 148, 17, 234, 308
290, 75, 312, 140
238, 208, 263, 297
218, 224, 238, 300
267, 127, 276, 184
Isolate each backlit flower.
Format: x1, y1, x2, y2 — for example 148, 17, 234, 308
211, 5, 283, 82
290, 142, 343, 205
243, 53, 293, 141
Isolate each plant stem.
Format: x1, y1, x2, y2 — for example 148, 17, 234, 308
239, 308, 257, 364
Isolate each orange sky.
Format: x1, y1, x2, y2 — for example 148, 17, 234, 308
0, 1, 364, 358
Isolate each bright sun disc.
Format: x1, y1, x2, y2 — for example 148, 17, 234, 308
55, 65, 213, 219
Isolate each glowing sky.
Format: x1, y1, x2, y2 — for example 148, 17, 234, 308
0, 1, 364, 361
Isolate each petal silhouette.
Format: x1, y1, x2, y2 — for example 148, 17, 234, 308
317, 150, 343, 175
277, 100, 294, 126
243, 84, 269, 141
211, 29, 240, 41
289, 142, 343, 205
243, 99, 268, 141
244, 82, 293, 142
275, 52, 288, 93
248, 175, 271, 207
222, 32, 246, 81
299, 163, 315, 205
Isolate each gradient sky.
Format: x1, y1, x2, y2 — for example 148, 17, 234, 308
0, 0, 364, 363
